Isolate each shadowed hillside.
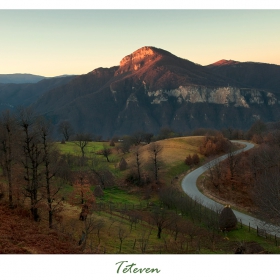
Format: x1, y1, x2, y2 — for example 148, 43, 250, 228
207, 60, 280, 94
1, 46, 280, 139
0, 203, 80, 254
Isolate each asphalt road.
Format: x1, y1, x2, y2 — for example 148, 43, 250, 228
181, 140, 280, 236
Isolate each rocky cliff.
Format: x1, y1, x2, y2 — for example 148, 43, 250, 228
2, 46, 280, 139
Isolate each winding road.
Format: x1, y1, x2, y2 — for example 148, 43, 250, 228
181, 140, 280, 236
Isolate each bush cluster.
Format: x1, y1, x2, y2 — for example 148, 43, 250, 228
184, 153, 200, 166
199, 134, 231, 157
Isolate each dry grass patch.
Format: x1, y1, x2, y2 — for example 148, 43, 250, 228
126, 136, 204, 167
0, 203, 80, 254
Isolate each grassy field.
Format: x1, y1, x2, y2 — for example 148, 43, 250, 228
3, 136, 278, 254
55, 137, 205, 183
58, 197, 280, 254
226, 223, 280, 254
55, 141, 110, 156
97, 186, 145, 205
126, 136, 204, 165
123, 136, 205, 182
53, 136, 280, 254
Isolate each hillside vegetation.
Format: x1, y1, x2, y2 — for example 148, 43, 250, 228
1, 128, 279, 254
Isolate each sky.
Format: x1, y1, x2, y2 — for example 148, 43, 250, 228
0, 5, 280, 77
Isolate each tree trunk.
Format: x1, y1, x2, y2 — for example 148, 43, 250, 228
157, 227, 162, 239
48, 207, 53, 228
7, 166, 13, 208
31, 206, 39, 222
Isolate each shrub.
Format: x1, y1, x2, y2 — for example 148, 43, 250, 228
200, 134, 231, 157
192, 154, 200, 165
184, 154, 193, 166
184, 153, 200, 166
125, 171, 140, 185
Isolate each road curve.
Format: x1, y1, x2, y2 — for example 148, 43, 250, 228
181, 140, 280, 236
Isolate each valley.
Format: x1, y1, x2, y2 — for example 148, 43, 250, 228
0, 122, 279, 254
1, 46, 280, 254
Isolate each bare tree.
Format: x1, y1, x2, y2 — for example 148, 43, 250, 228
126, 210, 141, 232
58, 120, 74, 141
74, 133, 92, 158
38, 117, 63, 228
247, 119, 267, 140
248, 147, 262, 180
131, 131, 144, 146
100, 145, 112, 162
135, 147, 142, 183
95, 219, 105, 245
226, 147, 240, 189
90, 154, 115, 189
168, 213, 181, 241
142, 132, 153, 144
148, 142, 163, 182
17, 109, 63, 224
0, 110, 18, 208
79, 214, 96, 251
150, 206, 171, 239
254, 168, 280, 223
18, 108, 44, 222
185, 222, 200, 246
70, 165, 94, 205
137, 229, 151, 253
205, 158, 223, 190
158, 185, 179, 210
204, 207, 221, 251
118, 226, 128, 253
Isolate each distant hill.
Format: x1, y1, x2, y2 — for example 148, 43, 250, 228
0, 73, 76, 84
0, 73, 46, 84
0, 75, 76, 110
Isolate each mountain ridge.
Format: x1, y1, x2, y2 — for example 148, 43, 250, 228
0, 73, 77, 84
1, 46, 280, 139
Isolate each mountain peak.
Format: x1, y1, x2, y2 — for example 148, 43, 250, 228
116, 46, 174, 75
207, 59, 240, 67
120, 46, 156, 67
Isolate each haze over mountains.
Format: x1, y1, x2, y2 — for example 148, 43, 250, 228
0, 74, 76, 84
1, 46, 280, 139
0, 75, 76, 109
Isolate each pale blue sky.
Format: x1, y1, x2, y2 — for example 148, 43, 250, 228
1, 10, 280, 76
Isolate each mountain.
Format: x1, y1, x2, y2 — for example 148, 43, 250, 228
206, 60, 280, 94
207, 59, 240, 67
34, 46, 245, 138
2, 46, 280, 139
0, 74, 46, 84
33, 46, 280, 138
0, 75, 76, 110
